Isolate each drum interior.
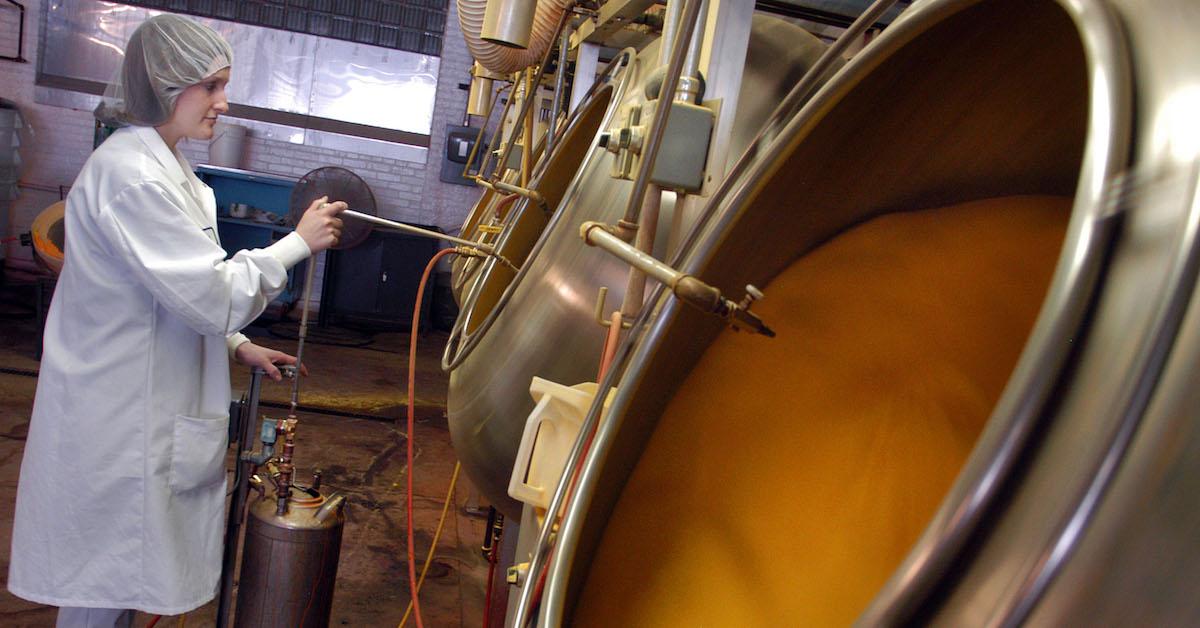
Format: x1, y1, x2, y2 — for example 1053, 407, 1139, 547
459, 186, 498, 245
567, 0, 1090, 623
462, 85, 615, 335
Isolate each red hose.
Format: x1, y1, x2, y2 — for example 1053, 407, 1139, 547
526, 310, 624, 619
482, 536, 499, 628
494, 193, 520, 220
598, 311, 622, 380
406, 247, 458, 628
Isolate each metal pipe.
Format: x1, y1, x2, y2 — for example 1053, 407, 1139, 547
217, 367, 266, 628
523, 69, 535, 187
275, 419, 296, 516
466, 63, 494, 120
547, 21, 573, 155
492, 7, 574, 184
492, 180, 547, 208
479, 83, 515, 181
615, 0, 704, 241
481, 0, 537, 48
582, 221, 682, 287
620, 186, 663, 318
675, 0, 709, 103
463, 79, 507, 180
659, 0, 684, 66
289, 255, 317, 415
342, 209, 495, 252
341, 209, 518, 270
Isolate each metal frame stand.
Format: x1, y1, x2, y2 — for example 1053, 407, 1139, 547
217, 367, 266, 628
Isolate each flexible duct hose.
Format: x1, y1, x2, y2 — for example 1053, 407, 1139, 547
458, 0, 573, 74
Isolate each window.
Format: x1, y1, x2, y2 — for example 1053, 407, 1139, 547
38, 0, 440, 152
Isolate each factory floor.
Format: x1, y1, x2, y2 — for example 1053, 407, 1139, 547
0, 279, 491, 627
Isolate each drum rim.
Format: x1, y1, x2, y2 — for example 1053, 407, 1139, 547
442, 48, 640, 371
534, 0, 1134, 624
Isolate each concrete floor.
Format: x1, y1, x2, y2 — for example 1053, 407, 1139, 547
0, 280, 491, 627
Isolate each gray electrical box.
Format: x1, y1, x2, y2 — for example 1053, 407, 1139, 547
440, 124, 487, 186
650, 100, 714, 193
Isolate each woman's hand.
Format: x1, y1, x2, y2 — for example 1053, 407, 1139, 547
234, 341, 309, 381
295, 196, 347, 253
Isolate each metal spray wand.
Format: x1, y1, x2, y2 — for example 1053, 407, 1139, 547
290, 249, 317, 415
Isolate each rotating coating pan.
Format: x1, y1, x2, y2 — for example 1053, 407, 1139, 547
450, 60, 632, 342
450, 54, 636, 306
540, 0, 1200, 624
447, 16, 833, 518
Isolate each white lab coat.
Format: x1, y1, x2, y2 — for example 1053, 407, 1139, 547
8, 125, 310, 614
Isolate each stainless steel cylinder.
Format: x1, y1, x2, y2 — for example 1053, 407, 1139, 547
467, 62, 496, 117
234, 488, 346, 628
482, 0, 537, 48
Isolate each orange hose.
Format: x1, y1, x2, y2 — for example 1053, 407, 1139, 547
406, 247, 458, 628
482, 524, 500, 628
527, 309, 624, 619
598, 311, 622, 380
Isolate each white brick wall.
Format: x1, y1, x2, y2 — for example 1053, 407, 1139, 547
422, 0, 487, 237
1, 0, 483, 274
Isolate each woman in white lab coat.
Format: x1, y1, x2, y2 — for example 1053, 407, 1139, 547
7, 15, 345, 627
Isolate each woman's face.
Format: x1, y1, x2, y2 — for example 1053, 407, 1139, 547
157, 68, 230, 146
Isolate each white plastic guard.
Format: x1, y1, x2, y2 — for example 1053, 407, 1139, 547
508, 377, 614, 510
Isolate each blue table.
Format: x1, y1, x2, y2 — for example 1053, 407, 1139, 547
196, 165, 306, 309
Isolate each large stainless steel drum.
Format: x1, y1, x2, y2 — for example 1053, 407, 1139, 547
534, 0, 1200, 624
449, 53, 639, 307
449, 54, 635, 339
447, 15, 832, 517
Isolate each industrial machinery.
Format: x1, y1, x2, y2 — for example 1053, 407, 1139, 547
220, 367, 349, 628
445, 0, 835, 520
492, 0, 1200, 624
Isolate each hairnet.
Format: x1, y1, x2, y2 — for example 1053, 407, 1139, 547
95, 14, 233, 128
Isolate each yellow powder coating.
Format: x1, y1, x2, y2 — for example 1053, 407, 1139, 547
573, 195, 1071, 626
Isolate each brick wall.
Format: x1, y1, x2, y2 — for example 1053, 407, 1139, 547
421, 0, 486, 234
1, 0, 482, 282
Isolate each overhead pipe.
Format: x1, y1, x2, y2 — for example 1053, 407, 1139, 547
467, 62, 505, 117
482, 0, 537, 48
546, 19, 573, 155
488, 8, 573, 184
463, 81, 510, 180
459, 0, 574, 75
613, 0, 705, 242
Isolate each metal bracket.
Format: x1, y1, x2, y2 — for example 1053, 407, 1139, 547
492, 180, 551, 213
594, 287, 634, 329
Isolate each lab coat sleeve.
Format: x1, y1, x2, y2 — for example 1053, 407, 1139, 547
96, 181, 312, 337
227, 332, 251, 356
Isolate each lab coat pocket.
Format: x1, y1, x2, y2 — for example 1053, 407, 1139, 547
169, 413, 229, 493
